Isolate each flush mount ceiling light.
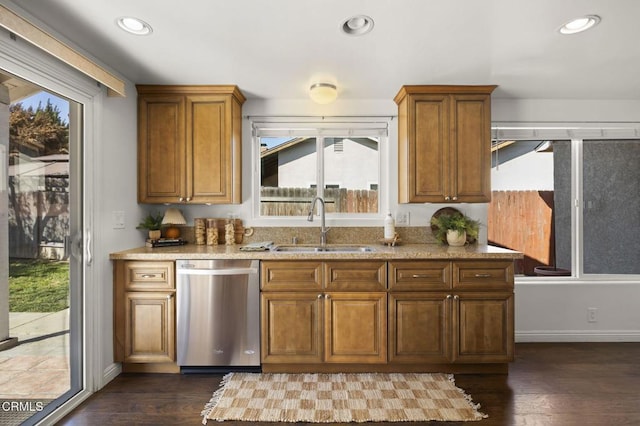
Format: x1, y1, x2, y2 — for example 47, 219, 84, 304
309, 83, 338, 104
341, 15, 374, 36
558, 15, 601, 35
116, 16, 153, 35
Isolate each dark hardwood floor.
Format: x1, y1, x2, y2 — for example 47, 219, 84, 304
58, 343, 640, 425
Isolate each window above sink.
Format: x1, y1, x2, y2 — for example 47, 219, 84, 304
251, 118, 390, 225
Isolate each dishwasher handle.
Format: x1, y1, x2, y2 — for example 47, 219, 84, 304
176, 267, 258, 276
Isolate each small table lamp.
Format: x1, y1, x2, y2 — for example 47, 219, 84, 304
162, 208, 186, 239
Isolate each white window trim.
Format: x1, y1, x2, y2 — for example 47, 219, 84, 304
251, 117, 390, 227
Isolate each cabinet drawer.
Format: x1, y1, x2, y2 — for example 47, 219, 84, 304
388, 261, 451, 291
453, 261, 514, 290
261, 261, 323, 291
125, 261, 175, 291
324, 261, 387, 291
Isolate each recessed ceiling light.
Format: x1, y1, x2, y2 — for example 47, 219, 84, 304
341, 15, 374, 36
116, 16, 153, 35
558, 15, 600, 35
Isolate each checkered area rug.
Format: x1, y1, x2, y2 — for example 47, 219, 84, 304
201, 372, 487, 423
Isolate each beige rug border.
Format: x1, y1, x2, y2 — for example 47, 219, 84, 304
201, 372, 487, 424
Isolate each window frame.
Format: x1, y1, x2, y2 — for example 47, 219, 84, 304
251, 117, 390, 226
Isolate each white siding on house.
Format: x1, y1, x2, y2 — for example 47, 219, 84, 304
278, 137, 378, 189
491, 141, 554, 190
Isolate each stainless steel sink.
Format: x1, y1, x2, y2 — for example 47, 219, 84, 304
271, 245, 375, 253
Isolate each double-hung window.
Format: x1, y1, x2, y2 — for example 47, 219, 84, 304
252, 118, 388, 222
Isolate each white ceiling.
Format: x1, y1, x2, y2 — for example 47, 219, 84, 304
5, 0, 640, 101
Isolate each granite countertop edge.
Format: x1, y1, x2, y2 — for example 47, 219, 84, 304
109, 243, 523, 261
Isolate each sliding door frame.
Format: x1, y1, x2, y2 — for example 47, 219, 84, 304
0, 26, 101, 423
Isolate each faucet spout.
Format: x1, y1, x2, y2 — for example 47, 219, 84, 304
307, 196, 330, 246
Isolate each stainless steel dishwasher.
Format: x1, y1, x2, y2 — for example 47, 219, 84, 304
176, 259, 260, 371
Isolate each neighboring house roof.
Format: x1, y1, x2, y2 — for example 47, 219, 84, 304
260, 137, 308, 158
8, 153, 69, 177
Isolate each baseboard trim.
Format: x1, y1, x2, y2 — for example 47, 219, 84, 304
516, 330, 640, 342
101, 362, 122, 390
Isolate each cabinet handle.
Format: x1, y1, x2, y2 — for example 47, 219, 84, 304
452, 196, 458, 201
446, 294, 452, 300
324, 294, 331, 299
454, 295, 459, 300
317, 294, 323, 299
141, 274, 157, 278
178, 197, 184, 202
412, 274, 430, 278
185, 197, 191, 202
167, 294, 174, 300
444, 196, 450, 201
474, 273, 492, 278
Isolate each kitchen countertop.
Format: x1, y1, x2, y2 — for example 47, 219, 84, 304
109, 243, 522, 261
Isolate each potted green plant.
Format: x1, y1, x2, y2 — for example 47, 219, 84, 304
430, 212, 480, 246
136, 211, 164, 240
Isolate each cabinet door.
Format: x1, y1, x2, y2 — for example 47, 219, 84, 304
261, 292, 323, 363
453, 292, 514, 363
138, 95, 186, 203
186, 95, 238, 203
324, 292, 387, 363
450, 94, 491, 202
388, 292, 451, 363
124, 292, 175, 363
405, 94, 450, 203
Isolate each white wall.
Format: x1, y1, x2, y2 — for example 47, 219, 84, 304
95, 80, 144, 383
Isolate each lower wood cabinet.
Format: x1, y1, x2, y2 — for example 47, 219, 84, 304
112, 257, 515, 374
261, 261, 387, 367
113, 260, 177, 372
389, 260, 514, 366
389, 291, 513, 364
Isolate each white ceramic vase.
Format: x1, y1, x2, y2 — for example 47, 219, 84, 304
446, 229, 466, 246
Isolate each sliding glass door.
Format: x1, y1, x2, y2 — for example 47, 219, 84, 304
0, 72, 84, 425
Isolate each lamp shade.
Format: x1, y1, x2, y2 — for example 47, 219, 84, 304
162, 208, 186, 225
162, 208, 186, 239
309, 83, 337, 104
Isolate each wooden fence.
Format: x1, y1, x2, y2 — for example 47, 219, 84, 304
488, 190, 555, 276
260, 187, 378, 216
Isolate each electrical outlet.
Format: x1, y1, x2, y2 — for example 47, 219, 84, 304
587, 307, 598, 323
395, 211, 409, 226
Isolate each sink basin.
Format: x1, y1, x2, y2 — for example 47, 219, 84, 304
271, 245, 375, 253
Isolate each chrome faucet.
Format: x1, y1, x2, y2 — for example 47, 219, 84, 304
307, 196, 330, 246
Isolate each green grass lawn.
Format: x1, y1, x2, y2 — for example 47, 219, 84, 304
9, 258, 70, 312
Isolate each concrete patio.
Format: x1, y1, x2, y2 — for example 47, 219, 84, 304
0, 309, 70, 400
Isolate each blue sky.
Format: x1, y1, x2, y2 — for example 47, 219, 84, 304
14, 91, 70, 124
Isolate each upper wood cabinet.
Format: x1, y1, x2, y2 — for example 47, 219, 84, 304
394, 85, 496, 203
137, 85, 245, 204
